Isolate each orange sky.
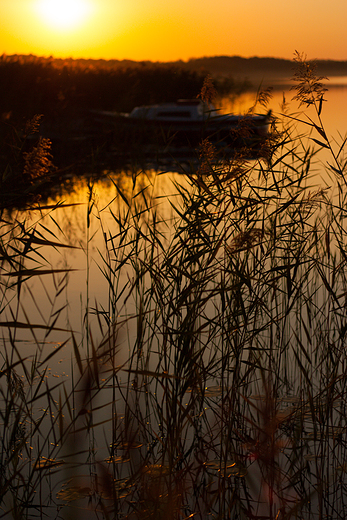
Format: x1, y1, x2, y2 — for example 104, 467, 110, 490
1, 0, 347, 62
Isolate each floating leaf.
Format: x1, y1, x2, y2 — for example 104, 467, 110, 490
186, 385, 223, 397
204, 386, 223, 397
110, 442, 143, 450
57, 485, 91, 502
306, 426, 343, 440
204, 460, 247, 478
223, 463, 248, 478
143, 464, 170, 477
105, 456, 130, 464
304, 454, 318, 461
34, 457, 65, 470
250, 394, 266, 401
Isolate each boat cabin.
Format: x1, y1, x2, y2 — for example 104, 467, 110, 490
128, 100, 216, 122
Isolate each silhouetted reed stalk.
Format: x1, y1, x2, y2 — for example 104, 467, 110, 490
0, 53, 346, 519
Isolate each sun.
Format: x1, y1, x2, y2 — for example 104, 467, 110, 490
35, 0, 92, 30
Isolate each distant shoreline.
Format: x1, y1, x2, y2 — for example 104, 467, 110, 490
0, 53, 345, 128
3, 54, 347, 86
171, 56, 347, 88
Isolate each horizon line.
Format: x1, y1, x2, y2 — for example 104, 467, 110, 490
1, 52, 347, 64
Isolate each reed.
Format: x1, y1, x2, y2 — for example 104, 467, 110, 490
0, 52, 346, 519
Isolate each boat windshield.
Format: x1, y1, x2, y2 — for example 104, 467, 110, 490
129, 101, 217, 120
156, 110, 192, 118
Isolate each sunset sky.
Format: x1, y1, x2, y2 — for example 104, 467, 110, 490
1, 0, 346, 62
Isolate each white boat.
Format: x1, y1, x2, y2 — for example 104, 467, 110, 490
91, 99, 272, 151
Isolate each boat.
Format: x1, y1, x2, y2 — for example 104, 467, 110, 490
89, 99, 272, 153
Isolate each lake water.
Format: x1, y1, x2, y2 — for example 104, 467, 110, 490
1, 81, 347, 519
0, 81, 344, 373
2, 81, 346, 375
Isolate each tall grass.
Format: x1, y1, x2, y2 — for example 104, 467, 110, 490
0, 52, 347, 519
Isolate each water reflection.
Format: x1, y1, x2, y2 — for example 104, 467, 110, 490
1, 169, 189, 377
224, 83, 347, 147
2, 83, 346, 367
0, 84, 346, 519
